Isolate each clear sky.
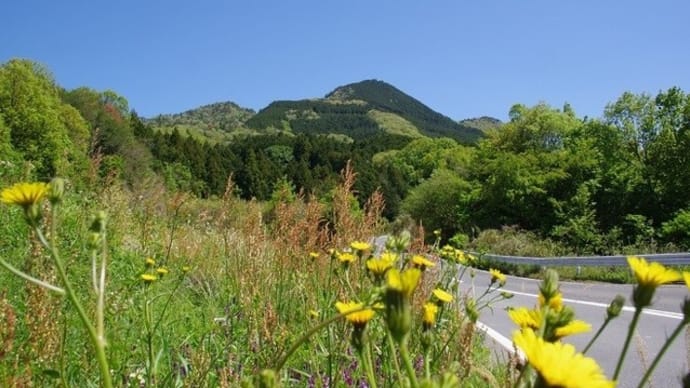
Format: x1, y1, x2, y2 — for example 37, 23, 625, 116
2, 1, 688, 121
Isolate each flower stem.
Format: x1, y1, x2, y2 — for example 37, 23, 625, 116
636, 320, 687, 388
360, 339, 378, 388
275, 312, 346, 372
34, 227, 112, 388
0, 256, 64, 294
613, 307, 642, 381
386, 332, 404, 382
399, 337, 419, 388
583, 317, 611, 355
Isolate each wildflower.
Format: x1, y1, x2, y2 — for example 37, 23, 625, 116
628, 256, 681, 307
145, 257, 156, 268
309, 251, 319, 261
538, 292, 563, 312
489, 268, 507, 286
181, 265, 191, 273
422, 302, 439, 330
350, 241, 371, 253
508, 307, 541, 330
385, 268, 421, 342
1, 182, 49, 223
366, 257, 393, 277
554, 320, 591, 339
684, 272, 690, 291
432, 288, 453, 304
337, 252, 356, 265
336, 301, 375, 329
1, 182, 49, 208
379, 251, 398, 263
513, 329, 615, 388
628, 256, 681, 287
156, 267, 169, 277
308, 309, 320, 319
411, 255, 435, 271
141, 274, 157, 283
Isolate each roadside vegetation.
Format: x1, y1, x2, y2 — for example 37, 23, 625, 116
2, 58, 690, 386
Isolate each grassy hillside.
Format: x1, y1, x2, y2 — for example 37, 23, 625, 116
459, 116, 503, 132
147, 101, 256, 143
327, 80, 484, 143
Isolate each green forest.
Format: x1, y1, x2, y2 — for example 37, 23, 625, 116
3, 58, 690, 255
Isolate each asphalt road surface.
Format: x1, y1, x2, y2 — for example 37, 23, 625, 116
460, 268, 689, 388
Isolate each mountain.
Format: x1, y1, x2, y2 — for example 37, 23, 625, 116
147, 102, 256, 143
459, 116, 503, 132
245, 80, 484, 144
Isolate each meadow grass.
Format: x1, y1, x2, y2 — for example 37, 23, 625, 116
0, 168, 503, 387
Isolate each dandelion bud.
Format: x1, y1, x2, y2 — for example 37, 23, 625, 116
87, 232, 102, 250
385, 268, 420, 343
48, 178, 65, 204
464, 298, 479, 323
540, 269, 560, 301
89, 211, 107, 234
607, 295, 625, 319
257, 369, 278, 388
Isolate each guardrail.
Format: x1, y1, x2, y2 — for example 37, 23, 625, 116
475, 252, 690, 267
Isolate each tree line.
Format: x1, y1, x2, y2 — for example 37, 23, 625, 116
2, 58, 689, 253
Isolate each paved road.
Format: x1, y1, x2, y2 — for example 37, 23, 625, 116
460, 268, 689, 388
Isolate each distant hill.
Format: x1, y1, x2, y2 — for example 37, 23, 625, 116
459, 116, 502, 132
245, 80, 484, 144
146, 102, 256, 143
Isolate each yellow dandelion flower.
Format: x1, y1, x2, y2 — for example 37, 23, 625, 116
350, 241, 371, 252
1, 182, 49, 208
386, 268, 422, 298
335, 301, 375, 328
432, 288, 453, 303
156, 267, 169, 277
337, 252, 356, 264
145, 257, 156, 267
489, 268, 507, 285
538, 292, 564, 311
422, 302, 439, 328
141, 274, 157, 283
309, 251, 319, 260
411, 255, 435, 270
684, 272, 690, 291
308, 309, 320, 319
628, 256, 681, 307
513, 329, 615, 388
380, 251, 398, 263
554, 320, 592, 339
628, 256, 681, 287
508, 307, 541, 330
182, 265, 191, 273
367, 257, 393, 276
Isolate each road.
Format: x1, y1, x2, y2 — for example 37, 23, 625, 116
460, 268, 689, 388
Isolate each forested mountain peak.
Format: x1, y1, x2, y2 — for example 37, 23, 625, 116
148, 101, 255, 132
459, 116, 503, 132
245, 79, 484, 144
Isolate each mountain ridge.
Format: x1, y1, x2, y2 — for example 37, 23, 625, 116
148, 79, 491, 144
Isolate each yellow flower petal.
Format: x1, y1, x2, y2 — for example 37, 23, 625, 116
628, 256, 681, 287
514, 329, 615, 388
1, 182, 49, 208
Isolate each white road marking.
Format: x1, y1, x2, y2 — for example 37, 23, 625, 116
503, 289, 684, 320
475, 320, 524, 361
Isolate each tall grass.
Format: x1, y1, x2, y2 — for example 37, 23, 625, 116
0, 167, 501, 386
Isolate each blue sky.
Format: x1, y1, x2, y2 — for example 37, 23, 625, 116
2, 1, 688, 121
